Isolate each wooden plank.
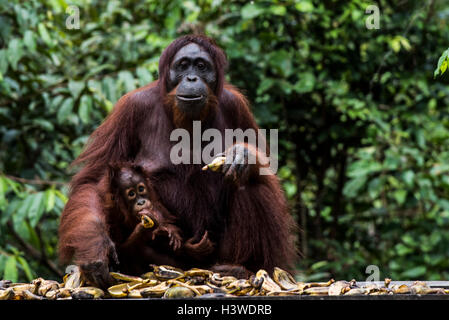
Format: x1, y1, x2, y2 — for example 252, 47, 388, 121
356, 281, 449, 288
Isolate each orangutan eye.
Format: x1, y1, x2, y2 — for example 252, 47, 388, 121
138, 186, 145, 193
128, 190, 135, 198
197, 62, 205, 70
179, 60, 189, 70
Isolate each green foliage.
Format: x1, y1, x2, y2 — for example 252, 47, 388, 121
1, 0, 449, 282
0, 175, 66, 281
435, 48, 449, 77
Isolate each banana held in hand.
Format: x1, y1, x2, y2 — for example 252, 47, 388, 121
202, 156, 226, 172
141, 215, 154, 229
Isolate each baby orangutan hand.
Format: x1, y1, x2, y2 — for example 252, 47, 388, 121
151, 224, 183, 252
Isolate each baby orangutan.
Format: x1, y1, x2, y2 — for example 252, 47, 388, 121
110, 163, 183, 251
108, 163, 215, 275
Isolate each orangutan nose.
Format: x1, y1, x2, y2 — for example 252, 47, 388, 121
187, 75, 198, 82
137, 199, 146, 206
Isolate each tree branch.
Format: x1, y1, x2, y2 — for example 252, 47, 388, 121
1, 173, 67, 187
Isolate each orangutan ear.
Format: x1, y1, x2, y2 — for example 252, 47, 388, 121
104, 192, 115, 209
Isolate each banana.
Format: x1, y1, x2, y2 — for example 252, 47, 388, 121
64, 271, 83, 289
72, 287, 104, 299
20, 289, 43, 300
57, 288, 73, 298
202, 156, 226, 172
141, 215, 155, 228
110, 272, 143, 282
0, 288, 14, 300
107, 283, 130, 298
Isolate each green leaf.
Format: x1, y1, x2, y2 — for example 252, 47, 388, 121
136, 67, 153, 86
402, 170, 415, 187
79, 94, 92, 124
7, 38, 23, 70
69, 80, 85, 99
391, 40, 400, 53
0, 255, 5, 274
25, 220, 41, 250
103, 77, 117, 104
343, 176, 367, 198
4, 177, 21, 194
45, 189, 56, 212
23, 30, 36, 51
284, 181, 297, 198
293, 72, 316, 93
32, 119, 54, 131
396, 243, 413, 256
347, 160, 382, 178
55, 190, 68, 204
4, 256, 18, 282
398, 36, 411, 51
0, 176, 7, 210
241, 3, 264, 19
0, 49, 8, 74
57, 97, 74, 124
393, 189, 407, 205
269, 50, 292, 77
38, 23, 53, 47
2, 199, 19, 225
401, 234, 417, 247
13, 195, 34, 231
434, 48, 449, 77
257, 78, 275, 95
441, 60, 448, 74
16, 256, 34, 281
400, 266, 426, 279
84, 64, 116, 80
295, 1, 314, 12
415, 129, 425, 148
367, 177, 383, 199
118, 71, 136, 93
310, 260, 328, 270
27, 192, 46, 227
270, 5, 286, 16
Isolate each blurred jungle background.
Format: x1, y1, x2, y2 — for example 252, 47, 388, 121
1, 0, 449, 283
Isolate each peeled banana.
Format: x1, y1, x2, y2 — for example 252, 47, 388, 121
202, 156, 226, 172
141, 215, 154, 229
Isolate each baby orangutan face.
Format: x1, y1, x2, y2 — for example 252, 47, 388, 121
116, 167, 157, 225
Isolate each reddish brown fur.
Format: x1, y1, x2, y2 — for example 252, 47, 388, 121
107, 162, 178, 228
107, 163, 216, 276
164, 86, 218, 130
109, 162, 181, 243
58, 35, 298, 278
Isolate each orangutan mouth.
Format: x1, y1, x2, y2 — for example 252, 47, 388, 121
176, 94, 203, 101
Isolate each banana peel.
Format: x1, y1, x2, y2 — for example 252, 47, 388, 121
141, 215, 154, 229
202, 156, 226, 172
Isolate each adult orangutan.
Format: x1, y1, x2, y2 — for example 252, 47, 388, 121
58, 34, 298, 289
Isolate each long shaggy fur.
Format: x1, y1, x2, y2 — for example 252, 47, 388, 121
58, 35, 298, 276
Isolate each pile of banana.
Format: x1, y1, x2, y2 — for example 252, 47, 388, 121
1, 265, 448, 300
